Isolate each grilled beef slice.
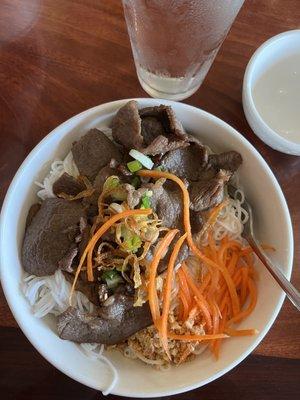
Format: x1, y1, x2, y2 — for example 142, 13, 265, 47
112, 100, 143, 150
160, 142, 208, 181
22, 198, 85, 276
53, 173, 85, 197
57, 294, 152, 344
25, 203, 41, 229
208, 151, 242, 173
111, 101, 188, 156
72, 129, 122, 181
189, 170, 231, 211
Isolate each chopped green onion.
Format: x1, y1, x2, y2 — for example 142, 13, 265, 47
131, 176, 141, 189
103, 175, 120, 191
120, 225, 142, 253
127, 160, 143, 173
141, 194, 151, 209
154, 166, 163, 171
102, 269, 123, 289
103, 175, 127, 201
124, 234, 142, 253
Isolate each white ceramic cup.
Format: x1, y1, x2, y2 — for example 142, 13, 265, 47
243, 30, 300, 155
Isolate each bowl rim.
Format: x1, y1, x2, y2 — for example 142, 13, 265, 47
0, 98, 294, 397
242, 29, 300, 154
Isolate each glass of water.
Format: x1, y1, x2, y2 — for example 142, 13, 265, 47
122, 0, 244, 100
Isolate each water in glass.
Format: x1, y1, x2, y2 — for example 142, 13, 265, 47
123, 0, 244, 100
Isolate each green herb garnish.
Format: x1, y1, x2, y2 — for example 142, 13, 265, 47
127, 160, 143, 173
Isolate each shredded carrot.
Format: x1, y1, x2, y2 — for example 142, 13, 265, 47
180, 263, 212, 330
227, 278, 257, 324
177, 267, 192, 307
227, 251, 239, 275
69, 208, 152, 304
148, 229, 179, 327
209, 301, 220, 357
193, 296, 213, 331
214, 304, 228, 358
208, 231, 218, 261
225, 327, 258, 336
168, 333, 228, 341
179, 289, 189, 321
211, 301, 220, 335
199, 273, 211, 293
160, 233, 187, 358
240, 268, 249, 306
218, 240, 241, 266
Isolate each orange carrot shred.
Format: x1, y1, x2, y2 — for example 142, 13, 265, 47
181, 263, 213, 331
225, 327, 258, 336
168, 333, 228, 341
160, 233, 187, 358
179, 289, 189, 322
227, 278, 257, 324
148, 229, 179, 328
177, 267, 192, 307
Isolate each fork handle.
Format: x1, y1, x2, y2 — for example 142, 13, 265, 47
247, 237, 300, 311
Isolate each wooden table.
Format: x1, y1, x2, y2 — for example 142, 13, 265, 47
0, 0, 299, 398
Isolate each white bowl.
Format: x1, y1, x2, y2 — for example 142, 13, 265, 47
243, 30, 300, 155
0, 99, 294, 397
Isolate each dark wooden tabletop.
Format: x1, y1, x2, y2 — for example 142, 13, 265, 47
0, 0, 299, 399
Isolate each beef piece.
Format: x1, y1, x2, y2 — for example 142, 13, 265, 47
58, 245, 78, 273
142, 135, 189, 156
141, 116, 165, 144
111, 101, 188, 156
189, 170, 231, 211
112, 100, 143, 150
149, 180, 183, 229
139, 105, 186, 139
140, 105, 188, 155
72, 129, 122, 181
53, 173, 85, 197
57, 294, 152, 344
208, 151, 242, 172
25, 203, 41, 229
59, 217, 89, 273
160, 143, 208, 181
22, 198, 85, 276
63, 271, 100, 305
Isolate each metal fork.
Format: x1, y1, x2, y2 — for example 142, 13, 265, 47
228, 185, 300, 311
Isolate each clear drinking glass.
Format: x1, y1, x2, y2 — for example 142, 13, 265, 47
122, 0, 244, 100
